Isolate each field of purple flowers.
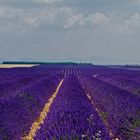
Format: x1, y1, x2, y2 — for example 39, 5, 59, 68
0, 65, 140, 140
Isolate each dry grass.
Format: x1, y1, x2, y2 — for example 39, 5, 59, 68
0, 64, 36, 68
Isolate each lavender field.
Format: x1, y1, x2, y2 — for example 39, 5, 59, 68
0, 64, 140, 140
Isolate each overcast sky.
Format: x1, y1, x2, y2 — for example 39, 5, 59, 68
0, 0, 140, 64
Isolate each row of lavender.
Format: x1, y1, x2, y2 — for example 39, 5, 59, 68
0, 65, 140, 139
78, 75, 140, 139
45, 65, 140, 102
0, 67, 62, 140
34, 76, 110, 139
94, 73, 140, 97
0, 66, 62, 100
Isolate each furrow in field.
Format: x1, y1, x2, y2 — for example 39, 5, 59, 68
78, 75, 140, 140
22, 79, 64, 140
86, 93, 118, 140
77, 76, 117, 139
0, 76, 61, 140
34, 76, 110, 139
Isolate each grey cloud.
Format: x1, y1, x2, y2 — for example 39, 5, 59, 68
64, 12, 140, 33
1, 5, 140, 33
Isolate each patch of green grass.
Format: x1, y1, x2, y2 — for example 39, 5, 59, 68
99, 111, 108, 122
129, 111, 140, 129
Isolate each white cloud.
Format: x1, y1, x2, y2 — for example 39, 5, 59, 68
0, 5, 140, 33
64, 12, 118, 31
64, 12, 140, 33
85, 12, 108, 25
125, 13, 140, 28
0, 6, 59, 31
64, 14, 85, 29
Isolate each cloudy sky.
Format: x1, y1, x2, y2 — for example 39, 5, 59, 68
0, 0, 140, 64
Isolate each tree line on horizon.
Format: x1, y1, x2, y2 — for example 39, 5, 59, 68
2, 61, 93, 66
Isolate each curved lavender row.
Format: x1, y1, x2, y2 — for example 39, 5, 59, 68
97, 73, 140, 83
93, 66, 140, 83
0, 76, 61, 140
97, 74, 140, 97
35, 76, 110, 139
105, 71, 140, 83
93, 66, 140, 81
78, 75, 140, 140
